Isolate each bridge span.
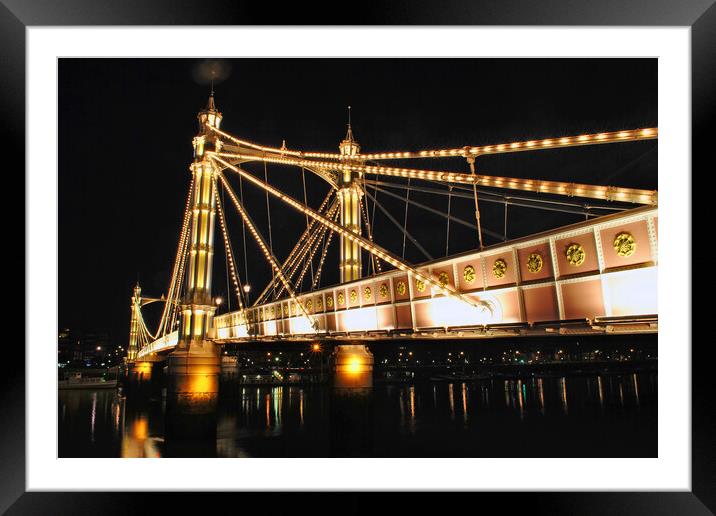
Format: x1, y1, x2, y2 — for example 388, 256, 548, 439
137, 205, 657, 360
127, 92, 657, 400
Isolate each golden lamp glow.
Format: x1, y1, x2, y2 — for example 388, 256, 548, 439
348, 357, 362, 374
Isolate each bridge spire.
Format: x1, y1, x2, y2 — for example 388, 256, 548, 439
337, 106, 363, 283
126, 282, 142, 363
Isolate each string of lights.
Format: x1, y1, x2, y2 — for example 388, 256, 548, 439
156, 173, 195, 337
276, 202, 340, 299
265, 200, 338, 301
253, 190, 335, 305
212, 175, 245, 312
359, 194, 382, 274
208, 123, 657, 162
216, 170, 318, 328
211, 151, 657, 205
210, 154, 487, 311
310, 208, 340, 291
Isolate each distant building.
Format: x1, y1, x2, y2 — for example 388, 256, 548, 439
58, 328, 113, 366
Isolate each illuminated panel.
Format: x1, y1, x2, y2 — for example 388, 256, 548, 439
415, 294, 503, 328
377, 305, 396, 330
555, 233, 599, 277
560, 279, 605, 319
395, 304, 413, 329
517, 243, 554, 282
341, 306, 379, 332
599, 220, 652, 270
290, 316, 315, 335
602, 266, 657, 316
456, 259, 483, 292
413, 270, 431, 299
522, 286, 559, 322
484, 253, 516, 288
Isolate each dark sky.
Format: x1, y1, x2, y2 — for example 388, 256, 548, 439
58, 58, 657, 344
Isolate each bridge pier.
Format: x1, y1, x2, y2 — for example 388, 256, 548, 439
125, 354, 164, 394
166, 343, 221, 414
333, 343, 374, 389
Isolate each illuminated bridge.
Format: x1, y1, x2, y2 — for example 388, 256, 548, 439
127, 93, 657, 398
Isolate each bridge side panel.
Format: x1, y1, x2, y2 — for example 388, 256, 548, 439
522, 285, 560, 323
560, 278, 605, 319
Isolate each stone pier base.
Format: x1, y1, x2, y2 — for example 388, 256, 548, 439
333, 343, 374, 389
166, 347, 221, 414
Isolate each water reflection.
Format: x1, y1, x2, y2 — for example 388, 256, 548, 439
59, 372, 657, 458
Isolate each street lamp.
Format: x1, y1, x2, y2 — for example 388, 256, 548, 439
243, 284, 251, 305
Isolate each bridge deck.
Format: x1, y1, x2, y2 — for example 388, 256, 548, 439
137, 206, 657, 359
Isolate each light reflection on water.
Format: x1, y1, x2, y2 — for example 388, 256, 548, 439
58, 372, 656, 458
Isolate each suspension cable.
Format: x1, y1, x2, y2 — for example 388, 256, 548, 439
363, 179, 624, 218
401, 178, 411, 258
157, 172, 194, 337
211, 150, 657, 205
222, 186, 231, 312
360, 193, 381, 275
301, 167, 315, 287
504, 201, 508, 241
275, 204, 338, 299
216, 170, 318, 328
369, 184, 503, 240
254, 193, 336, 305
210, 154, 486, 311
207, 123, 657, 162
311, 208, 339, 290
363, 189, 433, 261
263, 161, 277, 300
446, 185, 452, 256
272, 200, 340, 299
238, 173, 250, 306
213, 176, 245, 311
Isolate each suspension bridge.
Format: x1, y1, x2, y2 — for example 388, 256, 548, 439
125, 93, 657, 398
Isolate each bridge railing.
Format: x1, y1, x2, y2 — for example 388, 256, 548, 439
136, 330, 178, 359
213, 206, 658, 341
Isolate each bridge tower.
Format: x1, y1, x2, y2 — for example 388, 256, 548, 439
338, 122, 363, 283
334, 119, 374, 388
126, 282, 141, 362
165, 92, 223, 411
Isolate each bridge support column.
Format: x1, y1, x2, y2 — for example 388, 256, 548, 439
333, 343, 374, 389
166, 343, 221, 414
125, 353, 164, 395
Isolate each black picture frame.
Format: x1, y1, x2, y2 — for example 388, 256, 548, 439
4, 1, 712, 513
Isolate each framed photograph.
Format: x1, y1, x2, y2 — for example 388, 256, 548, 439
6, 0, 712, 512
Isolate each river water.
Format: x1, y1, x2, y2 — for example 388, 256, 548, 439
58, 371, 656, 458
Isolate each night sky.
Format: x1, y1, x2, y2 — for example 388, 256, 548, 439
58, 58, 657, 344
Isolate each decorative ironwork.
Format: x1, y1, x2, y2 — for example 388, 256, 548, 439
396, 281, 407, 296
416, 278, 426, 292
364, 286, 372, 302
493, 258, 507, 279
438, 271, 450, 288
566, 243, 586, 266
350, 289, 358, 303
463, 265, 476, 284
337, 291, 345, 305
316, 297, 323, 310
326, 296, 334, 308
527, 253, 543, 273
379, 283, 389, 299
306, 299, 313, 311
613, 232, 636, 257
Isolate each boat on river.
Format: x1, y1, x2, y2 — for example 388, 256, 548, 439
59, 372, 117, 390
